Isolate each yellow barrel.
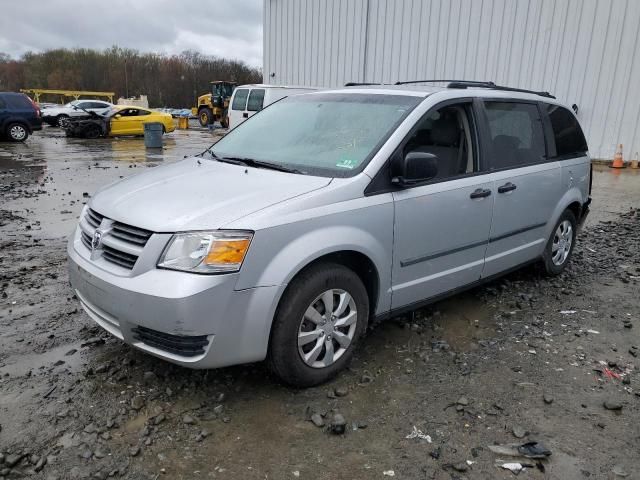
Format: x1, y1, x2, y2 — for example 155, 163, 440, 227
178, 117, 189, 130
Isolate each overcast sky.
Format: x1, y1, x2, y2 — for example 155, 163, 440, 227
0, 0, 263, 67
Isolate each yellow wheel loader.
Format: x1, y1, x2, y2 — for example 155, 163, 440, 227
193, 81, 236, 128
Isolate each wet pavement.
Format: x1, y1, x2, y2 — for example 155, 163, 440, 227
0, 127, 639, 479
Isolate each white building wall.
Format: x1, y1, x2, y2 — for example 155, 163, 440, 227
264, 0, 640, 160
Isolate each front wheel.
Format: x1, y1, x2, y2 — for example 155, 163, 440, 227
198, 108, 213, 127
542, 209, 577, 275
268, 263, 369, 387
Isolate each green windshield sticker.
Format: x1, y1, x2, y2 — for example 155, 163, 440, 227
336, 158, 357, 169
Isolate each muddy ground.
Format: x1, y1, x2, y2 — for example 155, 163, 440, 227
1, 125, 639, 480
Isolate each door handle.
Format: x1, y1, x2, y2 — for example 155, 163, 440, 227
243, 112, 249, 118
470, 188, 492, 199
498, 182, 517, 193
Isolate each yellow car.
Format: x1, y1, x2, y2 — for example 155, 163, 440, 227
108, 105, 175, 136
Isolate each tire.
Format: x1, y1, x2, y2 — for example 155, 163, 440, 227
220, 109, 229, 128
198, 108, 213, 127
57, 115, 70, 128
7, 123, 29, 142
84, 125, 102, 139
542, 209, 577, 276
268, 263, 369, 387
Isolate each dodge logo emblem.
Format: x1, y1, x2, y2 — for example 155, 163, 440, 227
91, 230, 103, 251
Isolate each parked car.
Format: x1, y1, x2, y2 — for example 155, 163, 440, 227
41, 99, 113, 127
68, 82, 591, 386
228, 84, 318, 129
64, 105, 175, 138
0, 92, 42, 142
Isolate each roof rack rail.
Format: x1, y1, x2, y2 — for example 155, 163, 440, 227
393, 79, 555, 99
447, 81, 555, 99
344, 82, 384, 87
394, 79, 495, 86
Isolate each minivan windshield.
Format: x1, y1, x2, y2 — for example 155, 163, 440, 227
207, 93, 422, 177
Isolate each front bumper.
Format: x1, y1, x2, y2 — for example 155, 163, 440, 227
67, 230, 280, 369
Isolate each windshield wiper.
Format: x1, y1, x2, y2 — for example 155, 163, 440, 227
211, 154, 304, 174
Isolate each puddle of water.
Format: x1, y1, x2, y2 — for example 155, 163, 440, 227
0, 126, 219, 239
588, 165, 640, 224
367, 293, 498, 354
0, 341, 85, 377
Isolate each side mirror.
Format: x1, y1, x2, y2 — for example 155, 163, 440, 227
114, 114, 122, 119
392, 151, 438, 186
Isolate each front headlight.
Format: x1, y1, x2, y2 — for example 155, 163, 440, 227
157, 231, 253, 274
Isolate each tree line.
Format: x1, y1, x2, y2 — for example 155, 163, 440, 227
0, 47, 262, 107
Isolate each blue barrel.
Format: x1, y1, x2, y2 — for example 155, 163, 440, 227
144, 122, 163, 148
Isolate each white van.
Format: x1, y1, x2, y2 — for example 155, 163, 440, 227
228, 84, 318, 129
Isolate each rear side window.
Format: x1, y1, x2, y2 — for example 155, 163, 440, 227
484, 102, 546, 169
231, 89, 249, 111
546, 104, 588, 157
246, 89, 265, 112
5, 95, 32, 109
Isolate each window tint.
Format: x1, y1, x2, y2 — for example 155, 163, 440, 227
485, 102, 546, 169
546, 104, 588, 157
5, 95, 32, 109
246, 89, 265, 112
400, 103, 477, 180
231, 89, 249, 111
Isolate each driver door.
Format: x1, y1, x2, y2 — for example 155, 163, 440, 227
110, 108, 143, 135
391, 99, 494, 309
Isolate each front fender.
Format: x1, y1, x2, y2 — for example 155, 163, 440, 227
236, 202, 395, 315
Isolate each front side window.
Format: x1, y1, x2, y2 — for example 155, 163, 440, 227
231, 89, 249, 111
246, 89, 265, 112
485, 102, 546, 169
546, 104, 588, 157
210, 93, 421, 177
399, 102, 477, 180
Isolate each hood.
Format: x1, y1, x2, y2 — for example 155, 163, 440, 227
90, 158, 332, 232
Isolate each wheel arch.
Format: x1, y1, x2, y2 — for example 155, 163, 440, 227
546, 188, 585, 239
279, 250, 380, 320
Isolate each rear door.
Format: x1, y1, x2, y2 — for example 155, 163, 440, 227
245, 88, 266, 121
391, 99, 494, 308
229, 88, 249, 129
480, 100, 563, 278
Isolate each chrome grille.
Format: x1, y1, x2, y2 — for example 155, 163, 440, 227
80, 231, 92, 250
110, 222, 152, 246
86, 208, 104, 229
102, 245, 138, 269
80, 208, 154, 271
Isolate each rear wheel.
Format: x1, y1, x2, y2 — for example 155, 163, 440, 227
57, 115, 70, 128
220, 109, 229, 128
198, 108, 213, 127
7, 123, 29, 142
268, 263, 369, 387
542, 209, 577, 276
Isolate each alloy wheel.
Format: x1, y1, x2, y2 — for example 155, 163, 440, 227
9, 125, 26, 141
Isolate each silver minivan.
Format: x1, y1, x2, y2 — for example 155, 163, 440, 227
68, 82, 591, 386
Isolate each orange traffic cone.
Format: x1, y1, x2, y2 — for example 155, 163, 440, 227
631, 152, 639, 169
610, 144, 625, 168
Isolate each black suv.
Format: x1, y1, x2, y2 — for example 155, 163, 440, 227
0, 92, 42, 142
